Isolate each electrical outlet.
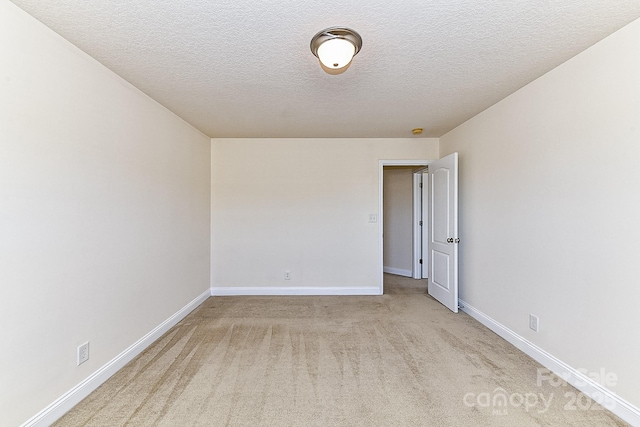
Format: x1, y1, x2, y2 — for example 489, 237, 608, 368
77, 342, 89, 365
284, 270, 291, 280
529, 314, 539, 332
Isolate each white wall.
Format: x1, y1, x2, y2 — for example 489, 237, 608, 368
440, 18, 640, 409
383, 167, 415, 276
211, 138, 438, 291
0, 2, 211, 425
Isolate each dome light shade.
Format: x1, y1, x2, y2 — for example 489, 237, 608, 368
310, 27, 362, 74
317, 38, 356, 69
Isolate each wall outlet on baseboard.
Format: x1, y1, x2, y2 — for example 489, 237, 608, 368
284, 270, 291, 280
77, 342, 90, 365
529, 314, 539, 332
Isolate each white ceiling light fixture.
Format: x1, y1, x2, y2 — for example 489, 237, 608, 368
310, 27, 362, 75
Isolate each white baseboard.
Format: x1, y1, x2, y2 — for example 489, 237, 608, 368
459, 299, 640, 427
21, 289, 211, 427
211, 286, 381, 296
383, 267, 412, 277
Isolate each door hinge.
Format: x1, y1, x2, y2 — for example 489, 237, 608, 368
419, 183, 423, 188
419, 259, 423, 264
419, 221, 423, 226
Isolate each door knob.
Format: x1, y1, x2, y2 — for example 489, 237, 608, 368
447, 238, 454, 243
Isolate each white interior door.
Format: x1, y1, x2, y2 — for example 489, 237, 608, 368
428, 152, 459, 312
412, 172, 423, 279
421, 171, 429, 279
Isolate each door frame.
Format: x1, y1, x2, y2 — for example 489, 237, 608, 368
378, 160, 432, 294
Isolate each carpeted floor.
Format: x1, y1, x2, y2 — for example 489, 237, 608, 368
55, 275, 628, 426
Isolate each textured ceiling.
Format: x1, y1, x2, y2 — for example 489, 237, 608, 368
9, 0, 640, 138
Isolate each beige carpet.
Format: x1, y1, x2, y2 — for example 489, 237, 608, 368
55, 275, 628, 426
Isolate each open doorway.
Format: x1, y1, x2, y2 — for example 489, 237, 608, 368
379, 160, 431, 294
383, 166, 422, 277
